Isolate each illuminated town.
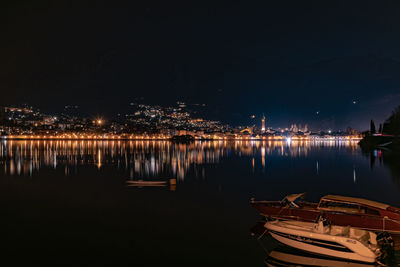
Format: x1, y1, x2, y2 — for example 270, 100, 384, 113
0, 103, 361, 141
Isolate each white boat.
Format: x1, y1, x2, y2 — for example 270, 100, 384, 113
265, 218, 382, 263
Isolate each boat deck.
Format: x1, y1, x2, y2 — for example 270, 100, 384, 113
273, 220, 373, 244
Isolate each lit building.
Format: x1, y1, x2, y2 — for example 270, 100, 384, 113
261, 114, 266, 133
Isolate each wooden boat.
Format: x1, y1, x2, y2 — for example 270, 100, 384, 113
251, 193, 400, 234
265, 218, 384, 263
126, 180, 167, 186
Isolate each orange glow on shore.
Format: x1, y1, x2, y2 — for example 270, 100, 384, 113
0, 134, 363, 141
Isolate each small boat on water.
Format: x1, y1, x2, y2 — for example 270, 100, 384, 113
251, 193, 400, 234
265, 218, 387, 263
126, 180, 168, 186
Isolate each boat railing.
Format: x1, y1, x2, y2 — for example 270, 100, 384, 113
271, 215, 313, 222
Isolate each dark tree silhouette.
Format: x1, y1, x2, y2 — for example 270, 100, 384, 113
383, 106, 400, 136
378, 123, 382, 134
370, 119, 376, 134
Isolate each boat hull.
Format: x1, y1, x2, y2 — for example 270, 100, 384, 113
266, 222, 377, 263
252, 202, 400, 234
126, 181, 167, 185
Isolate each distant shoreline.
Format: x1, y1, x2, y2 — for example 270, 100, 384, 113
359, 135, 400, 150
0, 135, 362, 141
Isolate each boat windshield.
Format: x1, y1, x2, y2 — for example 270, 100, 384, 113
281, 198, 299, 208
359, 206, 380, 216
318, 200, 359, 213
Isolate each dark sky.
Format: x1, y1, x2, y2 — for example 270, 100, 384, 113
2, 1, 400, 130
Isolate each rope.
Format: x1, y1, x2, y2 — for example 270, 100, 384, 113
258, 229, 268, 240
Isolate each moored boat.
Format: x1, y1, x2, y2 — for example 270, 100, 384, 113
126, 180, 168, 186
251, 193, 400, 234
265, 218, 384, 263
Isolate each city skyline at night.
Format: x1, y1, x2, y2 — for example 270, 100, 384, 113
0, 101, 364, 138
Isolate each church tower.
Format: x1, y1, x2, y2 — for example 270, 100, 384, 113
261, 114, 266, 133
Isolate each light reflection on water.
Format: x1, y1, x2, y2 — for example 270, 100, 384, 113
0, 140, 359, 179
1, 139, 400, 266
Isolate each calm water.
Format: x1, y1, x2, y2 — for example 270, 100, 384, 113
0, 140, 399, 266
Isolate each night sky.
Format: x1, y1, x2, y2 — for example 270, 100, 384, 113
2, 1, 400, 130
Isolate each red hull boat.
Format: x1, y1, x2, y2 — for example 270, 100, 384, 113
251, 193, 400, 234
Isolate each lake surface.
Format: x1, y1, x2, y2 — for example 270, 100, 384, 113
0, 140, 399, 266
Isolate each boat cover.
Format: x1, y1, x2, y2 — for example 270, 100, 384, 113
321, 195, 390, 210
